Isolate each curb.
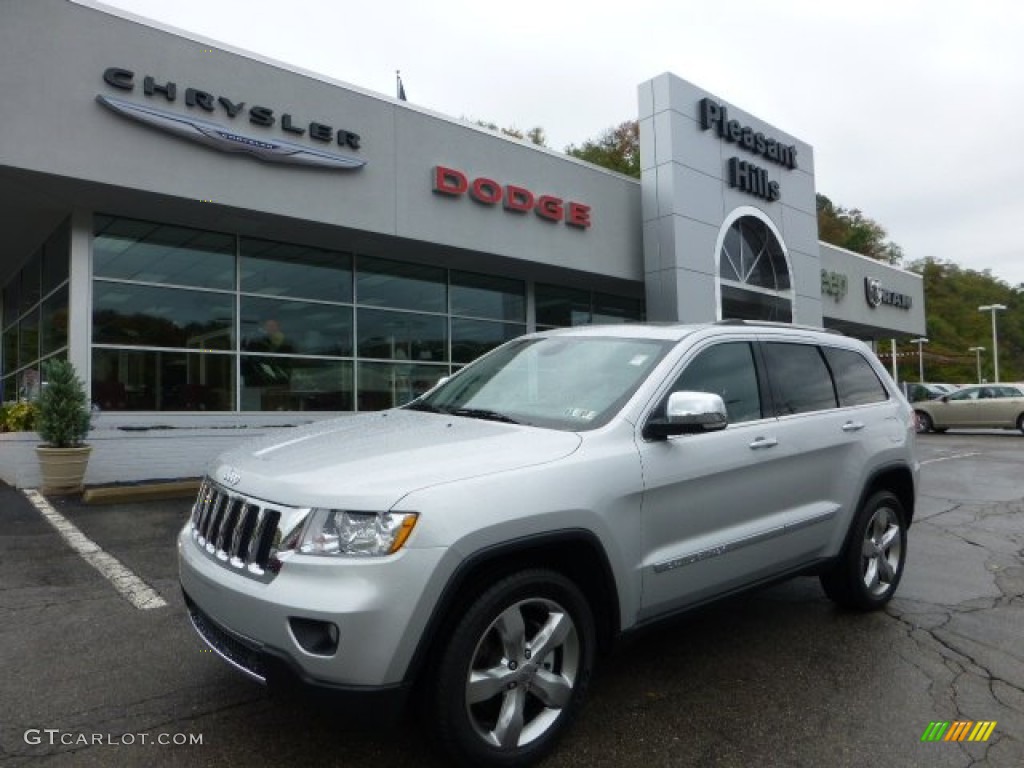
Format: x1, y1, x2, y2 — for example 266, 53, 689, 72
81, 479, 201, 505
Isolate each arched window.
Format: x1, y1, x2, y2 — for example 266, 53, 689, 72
717, 210, 793, 322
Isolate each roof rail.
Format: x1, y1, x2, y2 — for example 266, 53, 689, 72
713, 319, 844, 335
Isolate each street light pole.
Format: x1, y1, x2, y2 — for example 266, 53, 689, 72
978, 304, 1007, 383
968, 346, 985, 383
911, 337, 929, 383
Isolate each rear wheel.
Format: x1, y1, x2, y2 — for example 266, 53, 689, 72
431, 569, 595, 768
1017, 413, 1024, 434
821, 490, 907, 610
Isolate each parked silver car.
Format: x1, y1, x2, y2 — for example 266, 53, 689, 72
179, 322, 919, 767
914, 383, 1024, 433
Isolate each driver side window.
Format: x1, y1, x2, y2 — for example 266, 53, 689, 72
661, 342, 763, 424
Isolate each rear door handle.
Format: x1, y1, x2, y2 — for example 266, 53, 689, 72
749, 436, 778, 450
842, 421, 865, 432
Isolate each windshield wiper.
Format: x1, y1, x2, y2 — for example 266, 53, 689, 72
404, 401, 444, 414
450, 408, 521, 425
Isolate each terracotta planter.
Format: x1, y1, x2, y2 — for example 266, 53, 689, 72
35, 445, 92, 492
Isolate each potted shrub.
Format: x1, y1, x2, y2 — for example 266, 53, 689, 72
35, 359, 92, 492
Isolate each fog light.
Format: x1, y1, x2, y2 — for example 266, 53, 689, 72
288, 617, 340, 656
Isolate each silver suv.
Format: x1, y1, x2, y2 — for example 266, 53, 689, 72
179, 321, 918, 767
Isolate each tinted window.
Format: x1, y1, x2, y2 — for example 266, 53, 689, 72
357, 256, 446, 313
668, 341, 762, 423
823, 347, 888, 406
763, 342, 837, 415
451, 271, 525, 322
240, 238, 352, 303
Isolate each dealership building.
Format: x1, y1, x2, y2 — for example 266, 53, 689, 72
0, 0, 925, 486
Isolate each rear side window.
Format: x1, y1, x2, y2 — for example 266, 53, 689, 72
823, 347, 889, 406
763, 342, 837, 415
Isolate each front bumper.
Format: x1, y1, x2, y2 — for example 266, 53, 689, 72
177, 523, 448, 691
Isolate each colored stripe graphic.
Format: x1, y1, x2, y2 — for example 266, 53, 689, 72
921, 721, 996, 742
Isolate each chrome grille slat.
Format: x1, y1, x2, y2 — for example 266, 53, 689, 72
188, 477, 294, 582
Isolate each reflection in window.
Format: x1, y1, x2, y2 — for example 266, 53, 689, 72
763, 343, 836, 415
241, 357, 353, 411
358, 361, 447, 410
241, 297, 352, 357
41, 287, 69, 356
823, 347, 888, 406
92, 348, 235, 411
451, 271, 525, 322
536, 284, 591, 327
241, 238, 352, 303
92, 283, 234, 350
451, 318, 526, 365
357, 308, 446, 363
593, 293, 644, 324
668, 342, 762, 423
93, 216, 235, 289
357, 256, 446, 312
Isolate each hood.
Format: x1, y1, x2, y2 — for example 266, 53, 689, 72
208, 409, 582, 510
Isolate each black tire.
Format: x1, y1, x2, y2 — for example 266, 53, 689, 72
430, 569, 595, 768
821, 490, 908, 611
1017, 413, 1024, 435
914, 411, 932, 433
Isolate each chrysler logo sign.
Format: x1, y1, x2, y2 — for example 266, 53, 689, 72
99, 67, 366, 170
98, 96, 366, 170
865, 277, 912, 310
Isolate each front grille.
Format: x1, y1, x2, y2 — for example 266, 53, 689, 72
189, 478, 285, 580
186, 596, 267, 683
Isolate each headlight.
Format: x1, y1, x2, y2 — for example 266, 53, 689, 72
298, 509, 418, 557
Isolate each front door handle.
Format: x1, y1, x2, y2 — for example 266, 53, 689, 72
749, 436, 778, 450
842, 421, 865, 432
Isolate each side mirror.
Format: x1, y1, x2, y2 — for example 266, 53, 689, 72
643, 391, 729, 440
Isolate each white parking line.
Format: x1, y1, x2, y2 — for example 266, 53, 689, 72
921, 452, 981, 466
22, 489, 168, 610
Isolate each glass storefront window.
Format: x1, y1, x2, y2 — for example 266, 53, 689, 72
357, 361, 447, 410
42, 221, 70, 295
93, 282, 234, 350
241, 357, 353, 412
94, 216, 235, 290
41, 286, 69, 356
241, 296, 353, 357
536, 284, 591, 327
3, 326, 17, 376
593, 293, 644, 324
357, 308, 446, 363
451, 271, 526, 322
92, 348, 235, 411
3, 275, 19, 328
18, 309, 39, 367
241, 238, 353, 303
19, 251, 41, 315
357, 256, 446, 313
451, 318, 526, 365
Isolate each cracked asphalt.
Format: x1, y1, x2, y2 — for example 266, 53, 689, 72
0, 431, 1021, 767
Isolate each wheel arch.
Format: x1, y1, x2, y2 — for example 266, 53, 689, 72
403, 529, 620, 688
857, 463, 916, 527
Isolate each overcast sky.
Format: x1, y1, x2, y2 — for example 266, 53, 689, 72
98, 0, 1024, 288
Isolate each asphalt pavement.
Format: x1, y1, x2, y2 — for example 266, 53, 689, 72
0, 431, 1022, 767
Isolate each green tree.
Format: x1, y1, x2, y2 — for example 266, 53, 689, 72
816, 194, 903, 264
565, 121, 640, 178
894, 258, 1023, 383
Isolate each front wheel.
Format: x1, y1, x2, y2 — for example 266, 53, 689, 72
430, 569, 595, 768
1017, 413, 1024, 435
914, 411, 933, 433
821, 490, 908, 610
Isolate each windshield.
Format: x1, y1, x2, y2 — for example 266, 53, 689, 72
408, 335, 674, 431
